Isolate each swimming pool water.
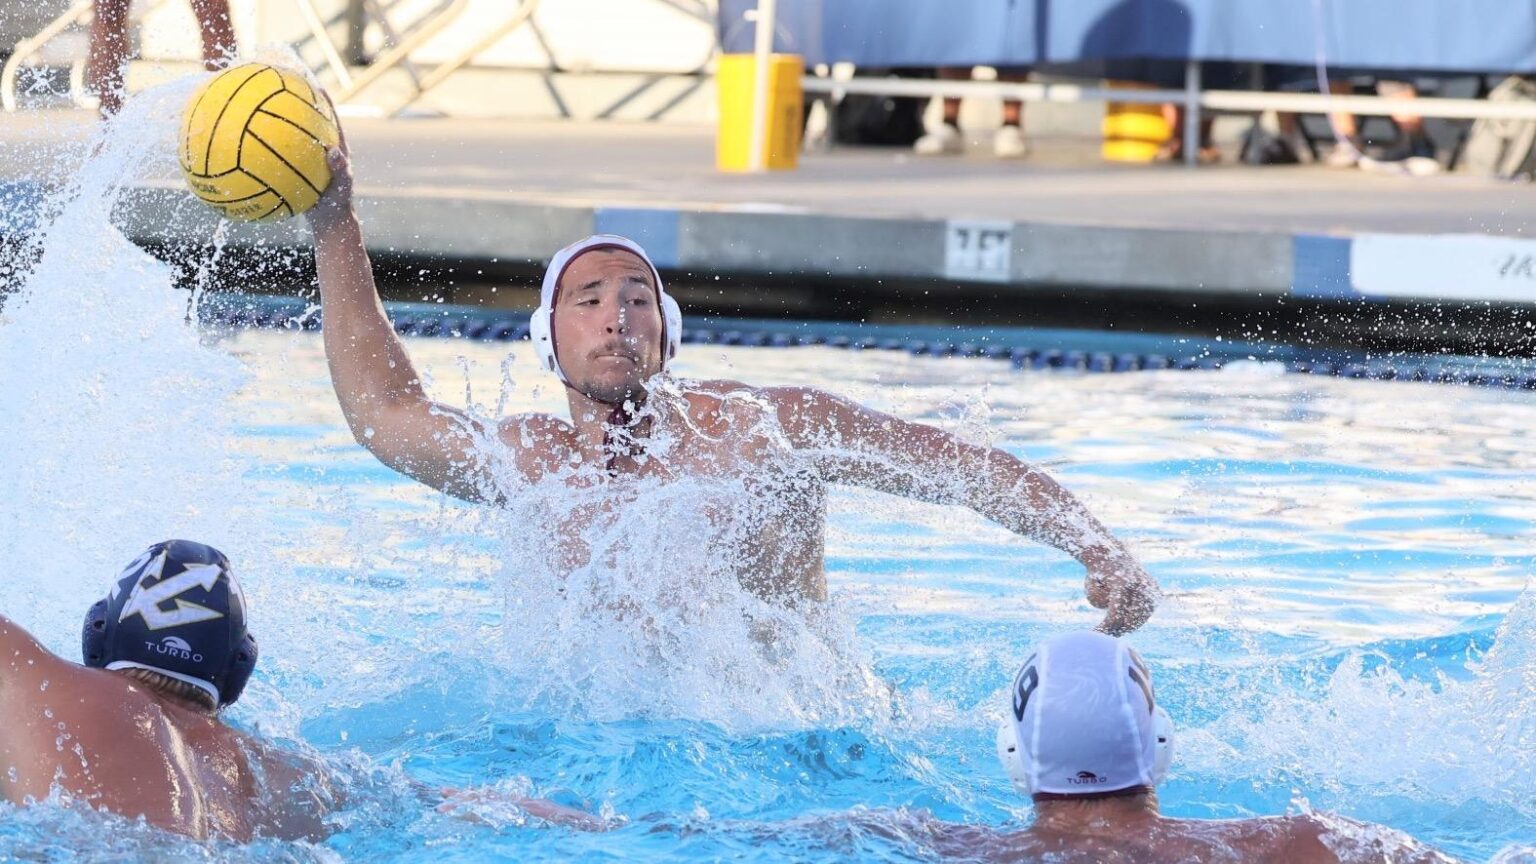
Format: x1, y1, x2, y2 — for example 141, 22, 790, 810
1, 78, 1533, 863
5, 310, 1535, 861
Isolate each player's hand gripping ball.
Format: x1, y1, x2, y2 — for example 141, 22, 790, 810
179, 63, 339, 222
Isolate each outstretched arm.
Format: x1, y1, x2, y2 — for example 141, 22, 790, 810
433, 784, 610, 831
769, 387, 1158, 635
306, 126, 499, 503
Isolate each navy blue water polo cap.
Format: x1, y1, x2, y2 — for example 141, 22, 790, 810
82, 540, 258, 708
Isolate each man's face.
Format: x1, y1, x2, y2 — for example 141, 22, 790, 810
552, 248, 664, 405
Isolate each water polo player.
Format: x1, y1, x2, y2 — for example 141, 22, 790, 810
970, 631, 1457, 862
304, 128, 1157, 634
0, 540, 336, 841
0, 539, 600, 840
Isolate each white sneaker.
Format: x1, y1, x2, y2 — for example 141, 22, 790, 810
914, 124, 963, 156
1403, 155, 1441, 177
993, 125, 1029, 158
1324, 144, 1360, 169
1358, 155, 1442, 178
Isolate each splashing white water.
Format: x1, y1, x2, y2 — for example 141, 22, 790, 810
1181, 581, 1536, 818
450, 378, 900, 730
0, 79, 249, 655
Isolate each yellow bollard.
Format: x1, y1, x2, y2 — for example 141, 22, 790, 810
1102, 81, 1172, 162
716, 53, 803, 172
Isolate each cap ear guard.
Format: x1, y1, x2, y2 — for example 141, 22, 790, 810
660, 291, 681, 364
996, 719, 1033, 796
81, 598, 110, 668
216, 631, 259, 708
530, 304, 561, 381
1151, 704, 1174, 785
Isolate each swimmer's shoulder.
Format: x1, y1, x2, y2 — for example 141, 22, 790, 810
677, 380, 784, 435
685, 380, 838, 414
1268, 812, 1463, 864
753, 385, 857, 418
1187, 812, 1458, 864
240, 733, 339, 842
497, 411, 574, 443
687, 383, 872, 446
699, 382, 823, 403
754, 386, 878, 443
683, 378, 760, 404
0, 615, 66, 696
1159, 814, 1333, 863
495, 412, 577, 474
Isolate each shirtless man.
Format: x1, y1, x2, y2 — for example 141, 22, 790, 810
947, 630, 1458, 863
0, 539, 597, 841
307, 133, 1157, 634
0, 539, 332, 841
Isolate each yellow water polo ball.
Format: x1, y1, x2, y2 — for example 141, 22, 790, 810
179, 63, 340, 223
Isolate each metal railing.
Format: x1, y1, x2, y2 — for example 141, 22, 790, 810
0, 0, 166, 112
3, 0, 541, 118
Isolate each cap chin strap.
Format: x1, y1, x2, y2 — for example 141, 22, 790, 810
1150, 705, 1174, 784
996, 721, 1033, 796
599, 399, 647, 474
994, 706, 1175, 797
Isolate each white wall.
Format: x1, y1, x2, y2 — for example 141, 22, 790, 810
139, 0, 718, 73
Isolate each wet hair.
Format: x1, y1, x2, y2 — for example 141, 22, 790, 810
117, 667, 218, 712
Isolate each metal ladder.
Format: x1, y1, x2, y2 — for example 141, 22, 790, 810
1, 0, 173, 113
292, 0, 540, 117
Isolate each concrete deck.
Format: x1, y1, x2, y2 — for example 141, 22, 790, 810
2, 110, 1535, 312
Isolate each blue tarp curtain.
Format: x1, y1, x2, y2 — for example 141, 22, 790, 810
718, 0, 1536, 74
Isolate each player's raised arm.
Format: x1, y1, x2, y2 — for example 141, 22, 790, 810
768, 387, 1158, 634
305, 132, 500, 503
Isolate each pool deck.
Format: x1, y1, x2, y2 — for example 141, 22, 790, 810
3, 110, 1536, 310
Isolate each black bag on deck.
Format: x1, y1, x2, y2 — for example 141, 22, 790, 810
1461, 76, 1536, 180
830, 69, 932, 147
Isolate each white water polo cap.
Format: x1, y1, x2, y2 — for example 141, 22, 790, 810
995, 631, 1173, 796
530, 234, 682, 385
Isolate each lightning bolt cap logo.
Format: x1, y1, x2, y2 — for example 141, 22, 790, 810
117, 554, 227, 632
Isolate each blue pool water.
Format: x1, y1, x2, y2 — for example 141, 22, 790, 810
2, 78, 1534, 863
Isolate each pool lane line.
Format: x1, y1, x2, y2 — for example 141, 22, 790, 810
195, 293, 1536, 391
